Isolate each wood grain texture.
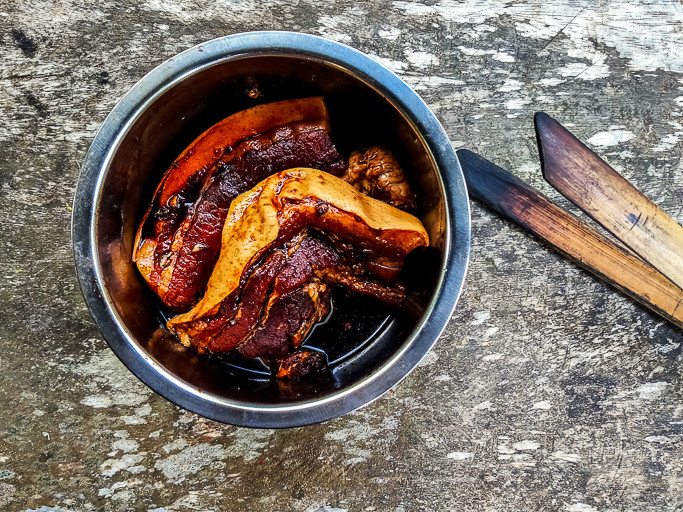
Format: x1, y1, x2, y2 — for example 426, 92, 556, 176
459, 149, 683, 330
537, 112, 683, 291
0, 1, 682, 511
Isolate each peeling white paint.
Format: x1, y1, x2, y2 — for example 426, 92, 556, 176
393, 1, 506, 24
498, 79, 523, 93
121, 404, 153, 425
378, 27, 401, 40
587, 130, 636, 147
644, 435, 672, 444
510, 453, 536, 468
343, 456, 367, 466
513, 440, 540, 451
471, 311, 491, 325
551, 451, 581, 463
223, 428, 274, 461
76, 349, 152, 409
111, 489, 135, 502
637, 381, 669, 400
110, 430, 140, 456
405, 50, 440, 69
493, 52, 515, 63
100, 453, 146, 477
317, 8, 368, 44
554, 61, 610, 81
142, 0, 186, 16
536, 78, 565, 87
446, 451, 472, 460
505, 98, 530, 110
155, 444, 225, 482
162, 438, 188, 453
653, 131, 683, 152
484, 326, 500, 337
367, 54, 408, 74
457, 46, 515, 62
98, 480, 133, 498
497, 444, 515, 455
473, 400, 494, 411
457, 46, 494, 56
112, 438, 139, 453
81, 395, 113, 408
567, 504, 600, 512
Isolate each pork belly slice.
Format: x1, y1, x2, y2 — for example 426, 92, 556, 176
133, 97, 347, 311
193, 234, 338, 354
158, 124, 346, 311
167, 168, 429, 364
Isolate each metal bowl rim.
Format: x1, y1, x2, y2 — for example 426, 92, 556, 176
72, 31, 471, 428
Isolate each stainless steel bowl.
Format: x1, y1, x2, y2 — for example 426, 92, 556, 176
72, 32, 471, 427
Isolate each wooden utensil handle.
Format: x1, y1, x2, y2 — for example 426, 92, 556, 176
459, 149, 683, 330
536, 112, 683, 292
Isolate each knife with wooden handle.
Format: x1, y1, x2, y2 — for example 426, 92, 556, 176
535, 112, 683, 291
458, 149, 683, 330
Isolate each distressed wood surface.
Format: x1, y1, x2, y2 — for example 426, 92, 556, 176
1, 1, 682, 511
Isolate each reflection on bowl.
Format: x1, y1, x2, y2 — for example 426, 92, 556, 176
72, 32, 470, 427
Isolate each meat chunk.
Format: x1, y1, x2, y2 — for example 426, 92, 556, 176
237, 283, 330, 361
191, 234, 338, 355
275, 350, 327, 379
342, 146, 416, 212
133, 97, 347, 311
166, 169, 428, 375
159, 124, 347, 311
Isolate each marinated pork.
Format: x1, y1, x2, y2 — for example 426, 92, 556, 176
343, 146, 416, 212
166, 168, 428, 374
133, 98, 429, 378
134, 97, 346, 311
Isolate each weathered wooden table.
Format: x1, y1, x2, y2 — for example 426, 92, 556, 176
2, 1, 681, 510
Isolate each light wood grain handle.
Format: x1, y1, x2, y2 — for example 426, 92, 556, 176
536, 112, 683, 292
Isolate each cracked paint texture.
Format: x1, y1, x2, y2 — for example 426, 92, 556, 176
0, 0, 681, 510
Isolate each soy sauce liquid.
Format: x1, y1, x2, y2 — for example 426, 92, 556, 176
158, 287, 394, 378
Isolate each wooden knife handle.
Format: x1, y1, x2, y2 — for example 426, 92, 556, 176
536, 112, 683, 292
458, 149, 683, 330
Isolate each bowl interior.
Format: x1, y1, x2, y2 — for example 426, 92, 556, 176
94, 54, 447, 406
